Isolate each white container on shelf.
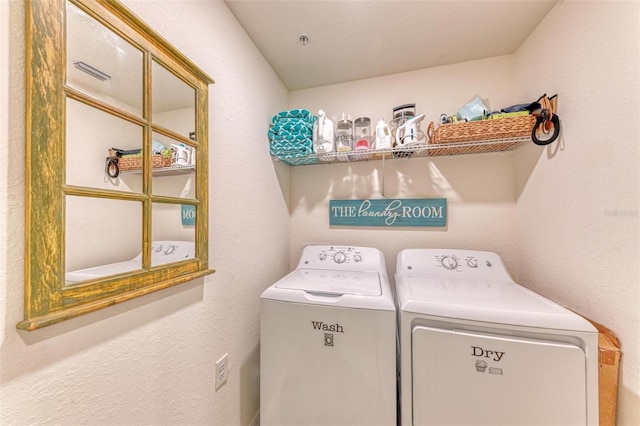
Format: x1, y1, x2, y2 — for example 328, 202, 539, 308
313, 109, 335, 152
375, 118, 392, 150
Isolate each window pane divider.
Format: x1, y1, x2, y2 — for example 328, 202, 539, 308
151, 124, 198, 148
65, 86, 147, 127
63, 185, 148, 201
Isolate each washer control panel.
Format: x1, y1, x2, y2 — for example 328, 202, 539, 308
437, 254, 460, 271
398, 249, 511, 281
434, 254, 487, 272
297, 245, 386, 274
318, 247, 362, 264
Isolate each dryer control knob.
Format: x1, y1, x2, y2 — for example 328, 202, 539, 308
466, 258, 478, 268
334, 251, 346, 264
353, 254, 362, 262
319, 252, 327, 261
440, 255, 459, 270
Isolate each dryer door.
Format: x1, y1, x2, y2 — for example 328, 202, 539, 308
412, 326, 587, 426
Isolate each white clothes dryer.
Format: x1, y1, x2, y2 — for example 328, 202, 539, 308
261, 245, 397, 426
396, 249, 598, 426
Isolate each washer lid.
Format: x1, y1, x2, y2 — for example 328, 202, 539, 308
397, 275, 595, 332
276, 269, 381, 296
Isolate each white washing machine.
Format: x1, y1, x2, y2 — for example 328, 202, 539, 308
396, 249, 598, 426
260, 245, 397, 426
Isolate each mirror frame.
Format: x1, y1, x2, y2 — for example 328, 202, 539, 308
19, 0, 215, 331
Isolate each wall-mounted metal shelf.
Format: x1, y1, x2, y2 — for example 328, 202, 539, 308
120, 164, 195, 176
272, 136, 531, 166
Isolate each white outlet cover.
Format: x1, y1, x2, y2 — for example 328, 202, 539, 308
215, 353, 229, 390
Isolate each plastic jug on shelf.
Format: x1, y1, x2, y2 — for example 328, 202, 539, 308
375, 118, 392, 150
313, 109, 335, 154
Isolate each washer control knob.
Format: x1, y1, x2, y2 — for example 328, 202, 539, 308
440, 255, 458, 270
334, 251, 346, 264
319, 252, 327, 261
353, 254, 362, 262
466, 258, 478, 268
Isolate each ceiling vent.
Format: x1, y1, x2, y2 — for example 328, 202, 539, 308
73, 60, 111, 81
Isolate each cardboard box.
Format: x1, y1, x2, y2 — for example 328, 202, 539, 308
588, 319, 622, 426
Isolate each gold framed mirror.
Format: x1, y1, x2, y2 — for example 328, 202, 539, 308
19, 0, 215, 331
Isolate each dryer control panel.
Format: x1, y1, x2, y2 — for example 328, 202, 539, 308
297, 245, 387, 274
397, 249, 512, 281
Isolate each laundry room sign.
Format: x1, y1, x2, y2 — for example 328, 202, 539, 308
181, 204, 196, 226
330, 198, 447, 227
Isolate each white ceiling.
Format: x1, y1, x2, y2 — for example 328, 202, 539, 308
225, 0, 557, 91
67, 1, 196, 114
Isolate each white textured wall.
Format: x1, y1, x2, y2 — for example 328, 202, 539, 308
513, 1, 640, 424
288, 57, 521, 277
0, 1, 288, 425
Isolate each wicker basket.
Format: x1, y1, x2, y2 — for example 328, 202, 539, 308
429, 115, 535, 156
118, 155, 172, 171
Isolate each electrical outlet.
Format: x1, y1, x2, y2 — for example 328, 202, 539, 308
215, 353, 229, 390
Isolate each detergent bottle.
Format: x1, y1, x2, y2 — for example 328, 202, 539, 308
375, 118, 392, 150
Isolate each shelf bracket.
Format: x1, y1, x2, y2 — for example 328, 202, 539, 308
381, 153, 386, 198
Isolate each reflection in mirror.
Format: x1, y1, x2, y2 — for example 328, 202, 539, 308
66, 97, 142, 191
151, 132, 196, 198
66, 1, 143, 115
148, 240, 196, 268
152, 60, 196, 132
65, 196, 142, 285
151, 202, 195, 267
